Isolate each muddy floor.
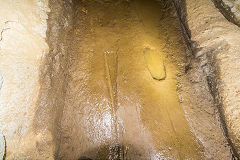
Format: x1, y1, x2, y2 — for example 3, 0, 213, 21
53, 0, 233, 159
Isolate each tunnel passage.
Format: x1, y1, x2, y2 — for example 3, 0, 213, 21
48, 0, 205, 159
53, 0, 205, 159
32, 0, 234, 159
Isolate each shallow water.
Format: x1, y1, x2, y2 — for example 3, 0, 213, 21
58, 0, 205, 159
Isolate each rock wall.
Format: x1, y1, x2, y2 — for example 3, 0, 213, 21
0, 0, 73, 159
32, 0, 74, 159
0, 0, 50, 159
173, 0, 240, 158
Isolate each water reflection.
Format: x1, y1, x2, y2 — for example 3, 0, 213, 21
58, 0, 205, 159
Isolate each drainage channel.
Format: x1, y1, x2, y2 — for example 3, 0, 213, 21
40, 0, 233, 159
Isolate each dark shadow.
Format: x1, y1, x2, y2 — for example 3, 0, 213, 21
78, 157, 93, 160
76, 144, 146, 160
57, 143, 147, 160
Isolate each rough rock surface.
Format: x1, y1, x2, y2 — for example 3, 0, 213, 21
33, 0, 74, 159
174, 0, 240, 158
0, 0, 50, 159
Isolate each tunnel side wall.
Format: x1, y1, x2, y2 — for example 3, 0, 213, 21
0, 0, 74, 159
173, 0, 240, 158
0, 0, 50, 159
33, 0, 74, 159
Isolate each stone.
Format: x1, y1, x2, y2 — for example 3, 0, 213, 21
144, 48, 166, 80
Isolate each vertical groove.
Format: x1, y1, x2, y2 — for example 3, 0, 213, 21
104, 48, 122, 159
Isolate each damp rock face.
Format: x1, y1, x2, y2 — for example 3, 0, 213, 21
173, 0, 240, 158
144, 48, 166, 80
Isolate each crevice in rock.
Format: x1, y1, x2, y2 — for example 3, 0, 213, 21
211, 0, 240, 27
